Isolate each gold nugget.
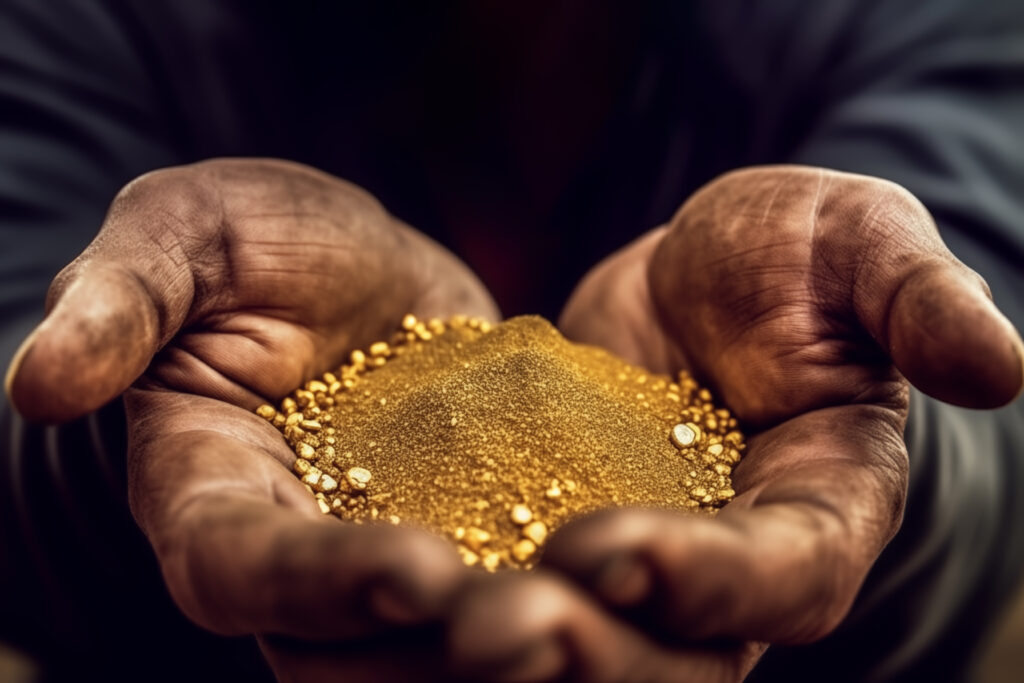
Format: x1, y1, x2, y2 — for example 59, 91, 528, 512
257, 315, 745, 570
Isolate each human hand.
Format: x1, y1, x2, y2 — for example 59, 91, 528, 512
445, 165, 1023, 682
5, 158, 499, 681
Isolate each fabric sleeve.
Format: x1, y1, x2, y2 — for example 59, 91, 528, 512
0, 1, 269, 678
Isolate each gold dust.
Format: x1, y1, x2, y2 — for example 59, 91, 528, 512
670, 423, 697, 448
510, 504, 533, 525
346, 467, 372, 491
262, 315, 746, 570
522, 520, 549, 547
512, 538, 537, 563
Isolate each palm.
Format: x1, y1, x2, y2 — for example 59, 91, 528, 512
548, 166, 1023, 675
122, 164, 482, 404
9, 159, 498, 681
10, 162, 1020, 682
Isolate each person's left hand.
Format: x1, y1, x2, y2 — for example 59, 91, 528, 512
443, 165, 1024, 682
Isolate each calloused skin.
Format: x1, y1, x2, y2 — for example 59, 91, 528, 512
6, 158, 503, 681
6, 162, 1024, 682
483, 165, 1023, 681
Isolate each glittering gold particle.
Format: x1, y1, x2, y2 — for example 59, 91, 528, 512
257, 315, 745, 570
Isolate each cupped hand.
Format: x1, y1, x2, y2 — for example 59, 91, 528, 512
5, 158, 499, 681
444, 165, 1023, 682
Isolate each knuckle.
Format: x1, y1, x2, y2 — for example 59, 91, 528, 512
863, 178, 937, 242
109, 165, 221, 242
114, 166, 198, 210
794, 537, 873, 644
802, 597, 854, 643
155, 508, 232, 632
44, 258, 82, 312
872, 177, 926, 214
960, 263, 993, 300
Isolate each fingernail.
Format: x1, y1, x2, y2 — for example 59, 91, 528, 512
595, 554, 651, 607
368, 580, 428, 625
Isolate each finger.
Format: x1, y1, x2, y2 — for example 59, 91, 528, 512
127, 390, 469, 640
141, 438, 468, 640
6, 160, 500, 423
448, 571, 766, 683
649, 166, 1022, 419
849, 237, 1024, 408
559, 228, 682, 374
5, 168, 214, 422
542, 403, 908, 645
816, 171, 1024, 407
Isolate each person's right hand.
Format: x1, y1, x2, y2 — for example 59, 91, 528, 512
4, 158, 499, 681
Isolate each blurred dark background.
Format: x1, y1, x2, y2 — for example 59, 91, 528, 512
2, 1, 1024, 681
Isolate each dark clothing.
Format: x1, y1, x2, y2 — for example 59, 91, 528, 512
1, 1, 1023, 680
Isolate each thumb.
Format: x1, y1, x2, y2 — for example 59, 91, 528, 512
848, 219, 1023, 408
4, 171, 208, 422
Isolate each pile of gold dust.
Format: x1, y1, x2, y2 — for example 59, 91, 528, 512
256, 315, 745, 571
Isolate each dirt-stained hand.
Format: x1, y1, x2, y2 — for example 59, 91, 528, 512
444, 165, 1023, 682
5, 158, 499, 682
